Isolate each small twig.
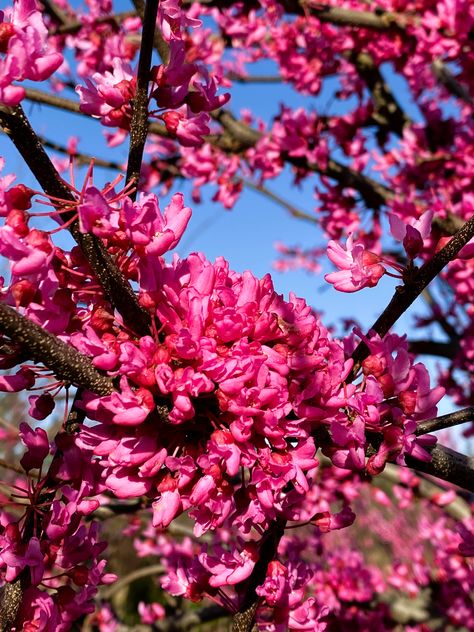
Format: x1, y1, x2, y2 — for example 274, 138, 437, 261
23, 87, 169, 139
349, 213, 474, 378
50, 11, 136, 36
432, 59, 474, 107
99, 564, 164, 600
415, 407, 474, 436
132, 0, 170, 64
154, 605, 228, 632
37, 134, 124, 171
242, 179, 318, 224
227, 72, 283, 83
126, 0, 159, 196
408, 339, 458, 359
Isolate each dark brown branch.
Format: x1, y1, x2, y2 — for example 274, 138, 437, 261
306, 3, 414, 30
50, 11, 136, 36
415, 407, 474, 436
126, 0, 159, 196
40, 0, 70, 26
185, 1, 414, 30
350, 51, 411, 136
431, 59, 474, 107
132, 0, 170, 64
405, 444, 474, 492
0, 578, 23, 632
0, 104, 151, 337
232, 519, 286, 632
23, 87, 169, 139
349, 214, 474, 377
227, 72, 283, 83
0, 303, 113, 395
24, 87, 394, 210
408, 339, 458, 359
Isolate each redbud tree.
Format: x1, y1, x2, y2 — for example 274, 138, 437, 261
0, 0, 473, 630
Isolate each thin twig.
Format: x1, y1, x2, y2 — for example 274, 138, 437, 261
243, 179, 318, 224
126, 0, 159, 196
132, 0, 170, 64
415, 407, 474, 436
99, 564, 164, 600
349, 214, 474, 378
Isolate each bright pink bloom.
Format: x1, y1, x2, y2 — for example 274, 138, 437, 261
325, 235, 385, 292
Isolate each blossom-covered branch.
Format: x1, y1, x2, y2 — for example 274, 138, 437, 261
0, 303, 113, 395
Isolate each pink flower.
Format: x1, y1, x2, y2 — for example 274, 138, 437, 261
389, 209, 433, 258
76, 58, 135, 129
199, 541, 258, 587
19, 422, 50, 471
325, 235, 385, 292
138, 602, 165, 624
161, 108, 210, 147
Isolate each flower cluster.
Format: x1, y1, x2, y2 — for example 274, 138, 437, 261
0, 0, 62, 105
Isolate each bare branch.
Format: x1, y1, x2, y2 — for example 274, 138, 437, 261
416, 407, 474, 436
154, 606, 229, 632
350, 51, 411, 136
405, 444, 474, 492
243, 179, 318, 224
23, 87, 169, 139
408, 339, 458, 359
0, 578, 23, 632
132, 0, 170, 64
33, 134, 124, 171
99, 564, 164, 600
50, 11, 136, 36
350, 213, 474, 377
227, 72, 283, 83
0, 303, 113, 396
432, 59, 474, 107
215, 109, 393, 209
125, 0, 159, 196
184, 1, 414, 30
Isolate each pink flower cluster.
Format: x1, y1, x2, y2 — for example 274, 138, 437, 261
0, 0, 62, 105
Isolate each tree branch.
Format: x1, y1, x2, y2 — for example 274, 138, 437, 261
415, 407, 474, 436
0, 104, 151, 337
242, 179, 318, 224
408, 339, 458, 359
214, 109, 393, 209
231, 519, 286, 632
132, 0, 170, 64
23, 87, 169, 139
349, 214, 474, 377
405, 444, 474, 492
350, 51, 411, 136
126, 0, 159, 195
0, 303, 113, 395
